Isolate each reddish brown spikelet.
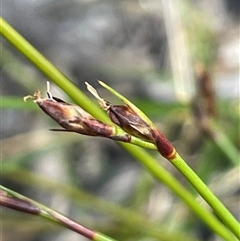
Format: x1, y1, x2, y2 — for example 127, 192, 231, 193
108, 104, 155, 142
108, 103, 177, 159
25, 89, 116, 138
152, 130, 176, 159
37, 97, 115, 137
24, 85, 132, 143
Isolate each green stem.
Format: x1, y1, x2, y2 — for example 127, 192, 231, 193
98, 75, 240, 238
171, 153, 240, 239
0, 185, 117, 241
94, 234, 118, 241
2, 167, 201, 241
209, 122, 240, 166
98, 76, 240, 238
0, 17, 155, 151
0, 17, 238, 241
121, 144, 237, 241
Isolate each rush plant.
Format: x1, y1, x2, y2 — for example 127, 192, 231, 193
1, 17, 239, 241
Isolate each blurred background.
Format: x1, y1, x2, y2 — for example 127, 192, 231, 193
1, 0, 239, 241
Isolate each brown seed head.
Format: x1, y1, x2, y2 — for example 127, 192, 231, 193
24, 85, 117, 138
107, 104, 155, 142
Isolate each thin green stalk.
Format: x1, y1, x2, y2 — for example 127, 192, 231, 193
97, 79, 240, 239
0, 17, 155, 151
171, 153, 240, 239
94, 234, 118, 241
0, 17, 238, 241
0, 185, 117, 241
2, 168, 201, 241
209, 122, 240, 166
121, 144, 238, 241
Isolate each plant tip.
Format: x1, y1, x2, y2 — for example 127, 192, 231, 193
98, 80, 105, 86
86, 82, 109, 110
46, 81, 54, 100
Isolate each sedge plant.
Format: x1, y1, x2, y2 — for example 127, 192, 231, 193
1, 17, 240, 241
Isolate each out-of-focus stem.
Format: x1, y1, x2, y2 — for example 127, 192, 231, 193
208, 122, 240, 166
0, 185, 118, 241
